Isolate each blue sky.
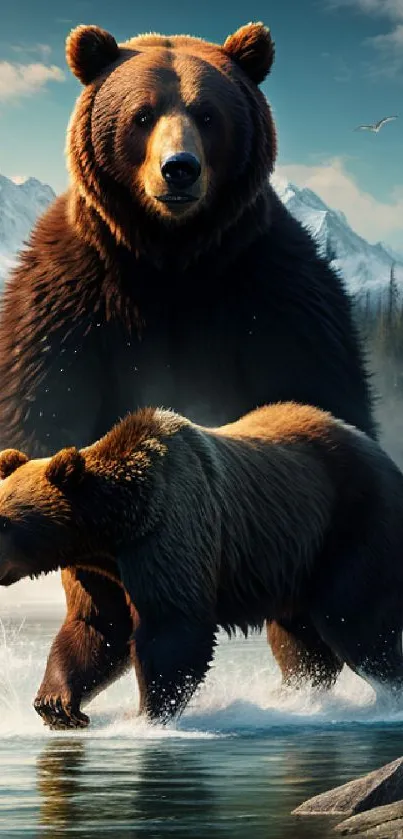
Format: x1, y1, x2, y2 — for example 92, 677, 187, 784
0, 0, 402, 248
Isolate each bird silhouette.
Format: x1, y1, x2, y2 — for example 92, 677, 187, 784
354, 115, 398, 133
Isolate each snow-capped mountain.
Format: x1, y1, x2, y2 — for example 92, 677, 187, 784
272, 174, 403, 300
0, 171, 402, 301
0, 175, 55, 286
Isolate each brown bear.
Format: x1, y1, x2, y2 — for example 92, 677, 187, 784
0, 402, 401, 727
0, 22, 376, 728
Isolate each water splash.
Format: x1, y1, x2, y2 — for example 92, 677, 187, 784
1, 618, 403, 741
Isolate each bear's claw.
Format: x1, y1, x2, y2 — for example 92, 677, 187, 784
33, 695, 90, 730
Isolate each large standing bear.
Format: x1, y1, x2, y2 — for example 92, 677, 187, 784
0, 22, 375, 728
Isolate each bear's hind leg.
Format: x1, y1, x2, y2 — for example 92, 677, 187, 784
310, 556, 403, 700
267, 617, 343, 690
34, 567, 133, 730
313, 612, 403, 699
356, 632, 403, 697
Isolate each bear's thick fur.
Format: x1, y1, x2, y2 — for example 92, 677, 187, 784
0, 403, 401, 726
0, 23, 375, 728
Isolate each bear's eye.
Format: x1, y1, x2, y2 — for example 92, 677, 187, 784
0, 515, 11, 532
200, 111, 213, 127
134, 107, 155, 129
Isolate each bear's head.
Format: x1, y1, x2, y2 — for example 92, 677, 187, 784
0, 443, 135, 586
0, 414, 165, 586
65, 22, 276, 264
0, 447, 91, 586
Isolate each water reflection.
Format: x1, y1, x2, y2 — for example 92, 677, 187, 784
32, 731, 353, 839
29, 725, 403, 839
15, 613, 403, 839
36, 736, 219, 837
37, 739, 85, 833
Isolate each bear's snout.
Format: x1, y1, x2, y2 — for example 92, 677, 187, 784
141, 113, 208, 219
161, 152, 201, 189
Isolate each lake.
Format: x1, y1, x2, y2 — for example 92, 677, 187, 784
2, 608, 403, 838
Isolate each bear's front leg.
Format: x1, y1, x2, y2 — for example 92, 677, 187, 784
34, 568, 133, 730
34, 619, 103, 729
34, 618, 131, 729
132, 619, 217, 723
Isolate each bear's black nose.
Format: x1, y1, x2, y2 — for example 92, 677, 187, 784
161, 152, 201, 188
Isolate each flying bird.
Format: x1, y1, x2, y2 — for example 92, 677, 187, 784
354, 115, 398, 133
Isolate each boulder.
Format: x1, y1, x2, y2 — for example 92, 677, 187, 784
334, 800, 403, 837
293, 757, 403, 816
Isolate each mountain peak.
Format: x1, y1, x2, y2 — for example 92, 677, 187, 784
272, 174, 403, 298
0, 173, 55, 283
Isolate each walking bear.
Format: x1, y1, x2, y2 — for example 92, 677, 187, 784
0, 22, 375, 727
0, 402, 400, 727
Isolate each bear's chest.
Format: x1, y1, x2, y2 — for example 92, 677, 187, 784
103, 292, 250, 426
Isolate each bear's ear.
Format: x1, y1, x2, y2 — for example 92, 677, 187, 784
0, 449, 29, 480
46, 448, 86, 490
66, 24, 120, 85
223, 22, 275, 85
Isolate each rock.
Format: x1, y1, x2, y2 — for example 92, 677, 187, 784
292, 757, 403, 816
348, 821, 403, 838
334, 801, 403, 836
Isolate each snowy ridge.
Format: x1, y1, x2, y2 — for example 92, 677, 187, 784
0, 171, 402, 299
272, 173, 403, 300
0, 175, 55, 286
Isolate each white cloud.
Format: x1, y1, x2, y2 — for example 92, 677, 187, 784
325, 0, 403, 77
274, 157, 403, 246
10, 43, 52, 62
326, 0, 403, 19
0, 61, 65, 102
367, 23, 403, 76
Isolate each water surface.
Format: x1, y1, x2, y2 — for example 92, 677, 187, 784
1, 610, 403, 838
